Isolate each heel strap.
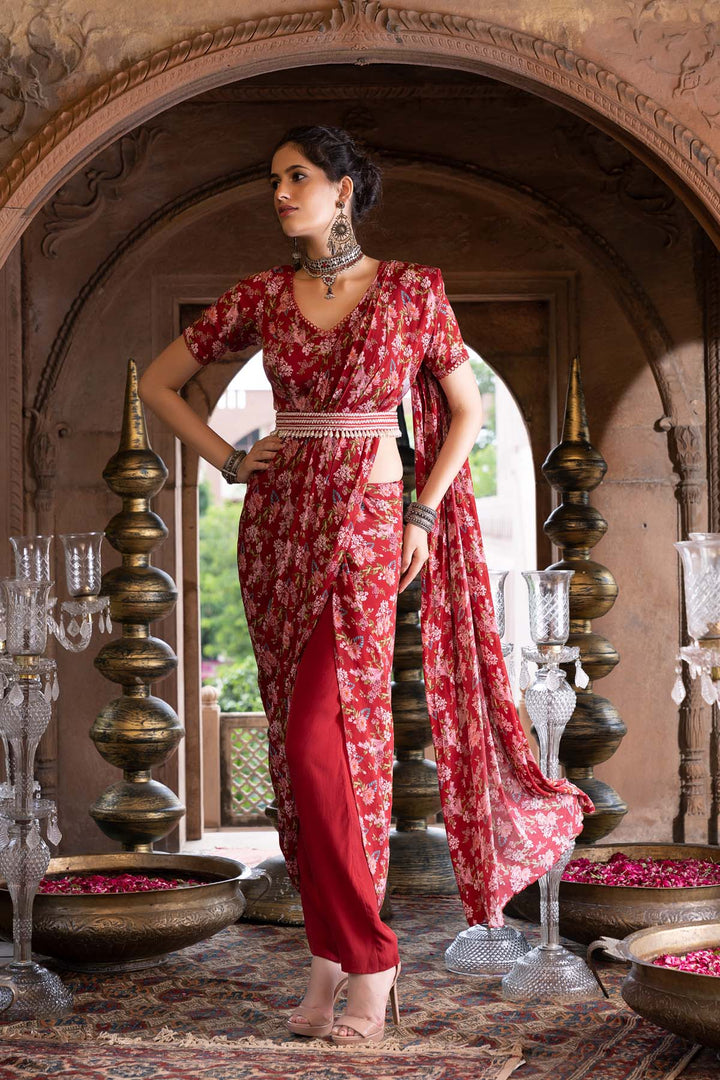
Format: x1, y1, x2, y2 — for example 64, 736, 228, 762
332, 1014, 383, 1039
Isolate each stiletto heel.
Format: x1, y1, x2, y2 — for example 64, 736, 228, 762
330, 962, 401, 1046
390, 980, 400, 1027
285, 974, 348, 1038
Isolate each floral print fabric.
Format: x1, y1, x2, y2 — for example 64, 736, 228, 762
184, 260, 593, 926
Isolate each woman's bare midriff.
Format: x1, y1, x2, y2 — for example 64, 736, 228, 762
367, 437, 404, 484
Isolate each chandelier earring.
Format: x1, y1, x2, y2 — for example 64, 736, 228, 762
328, 199, 357, 256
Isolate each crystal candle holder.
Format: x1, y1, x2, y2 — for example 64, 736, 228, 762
2, 580, 53, 657
8, 536, 53, 584
501, 570, 600, 1003
522, 569, 574, 649
673, 536, 720, 706
59, 532, 104, 598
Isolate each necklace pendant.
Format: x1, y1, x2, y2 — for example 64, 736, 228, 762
322, 272, 336, 299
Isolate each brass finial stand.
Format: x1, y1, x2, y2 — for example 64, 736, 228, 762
542, 358, 627, 843
90, 360, 184, 850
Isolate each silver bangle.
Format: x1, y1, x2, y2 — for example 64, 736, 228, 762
404, 500, 437, 533
221, 448, 247, 485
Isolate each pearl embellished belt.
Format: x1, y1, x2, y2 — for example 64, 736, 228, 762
273, 409, 401, 438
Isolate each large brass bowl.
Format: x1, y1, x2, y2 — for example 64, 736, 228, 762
590, 921, 720, 1049
506, 843, 720, 944
0, 853, 252, 972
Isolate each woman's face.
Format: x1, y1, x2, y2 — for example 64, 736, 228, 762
269, 143, 353, 241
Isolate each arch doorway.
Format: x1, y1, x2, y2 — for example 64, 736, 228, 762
10, 56, 714, 855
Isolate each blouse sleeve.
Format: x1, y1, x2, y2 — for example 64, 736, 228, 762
423, 268, 469, 380
183, 272, 266, 366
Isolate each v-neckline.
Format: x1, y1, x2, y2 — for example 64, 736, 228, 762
288, 260, 387, 335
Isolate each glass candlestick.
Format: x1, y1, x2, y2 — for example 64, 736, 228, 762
0, 656, 70, 1019
673, 537, 720, 706
0, 531, 112, 1022
8, 536, 53, 584
502, 570, 600, 1003
59, 532, 104, 598
3, 580, 52, 657
445, 570, 530, 977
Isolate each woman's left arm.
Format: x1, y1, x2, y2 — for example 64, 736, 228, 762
398, 361, 482, 593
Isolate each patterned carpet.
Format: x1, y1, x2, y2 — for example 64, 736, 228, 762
0, 895, 713, 1080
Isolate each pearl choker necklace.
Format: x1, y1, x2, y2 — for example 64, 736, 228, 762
301, 245, 364, 299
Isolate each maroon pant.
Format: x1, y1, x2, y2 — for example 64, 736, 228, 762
284, 594, 399, 974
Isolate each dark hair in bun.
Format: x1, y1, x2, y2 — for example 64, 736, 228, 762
270, 125, 382, 222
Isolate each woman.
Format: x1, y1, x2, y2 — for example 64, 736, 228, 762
139, 124, 592, 1045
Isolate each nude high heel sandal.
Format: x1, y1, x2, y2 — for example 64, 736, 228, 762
330, 962, 401, 1046
285, 974, 349, 1038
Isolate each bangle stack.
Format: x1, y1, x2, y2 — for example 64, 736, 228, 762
404, 500, 437, 533
221, 448, 247, 485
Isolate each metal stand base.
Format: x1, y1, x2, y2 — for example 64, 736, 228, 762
501, 943, 601, 1002
0, 960, 72, 1020
445, 925, 530, 976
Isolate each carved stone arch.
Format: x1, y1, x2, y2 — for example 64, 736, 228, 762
2, 2, 720, 275
41, 150, 689, 429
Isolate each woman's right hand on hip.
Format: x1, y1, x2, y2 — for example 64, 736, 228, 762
236, 433, 283, 483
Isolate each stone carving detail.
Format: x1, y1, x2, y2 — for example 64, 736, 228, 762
618, 1, 720, 128
41, 128, 163, 257
555, 119, 679, 247
1, 2, 719, 228
0, 1, 100, 142
24, 406, 69, 517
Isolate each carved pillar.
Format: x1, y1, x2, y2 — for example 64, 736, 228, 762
668, 424, 711, 842
543, 357, 627, 842
702, 236, 720, 843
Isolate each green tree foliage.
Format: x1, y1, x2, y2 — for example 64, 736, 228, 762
214, 656, 264, 712
468, 354, 497, 499
199, 497, 253, 662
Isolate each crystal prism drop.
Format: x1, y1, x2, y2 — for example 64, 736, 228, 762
98, 612, 105, 634
701, 672, 716, 705
47, 816, 62, 846
27, 823, 40, 849
574, 659, 590, 690
67, 618, 80, 637
106, 612, 112, 633
51, 674, 59, 701
43, 681, 52, 705
671, 674, 686, 705
8, 683, 22, 707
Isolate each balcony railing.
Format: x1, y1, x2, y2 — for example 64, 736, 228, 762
202, 687, 273, 828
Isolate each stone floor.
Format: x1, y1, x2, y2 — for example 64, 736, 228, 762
181, 826, 281, 867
